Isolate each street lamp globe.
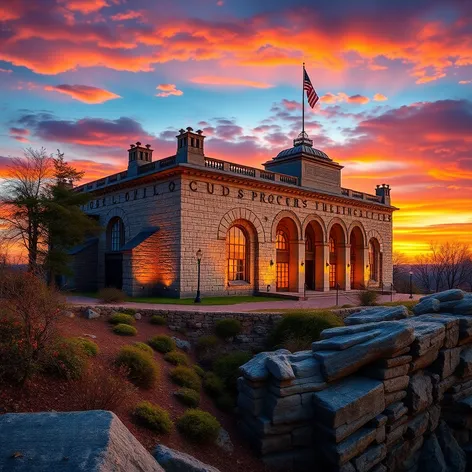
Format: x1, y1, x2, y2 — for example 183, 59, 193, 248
196, 249, 202, 261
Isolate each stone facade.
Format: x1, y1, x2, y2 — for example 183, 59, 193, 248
72, 127, 396, 298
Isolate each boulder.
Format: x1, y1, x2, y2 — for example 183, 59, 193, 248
452, 298, 472, 315
239, 349, 290, 382
420, 289, 464, 303
134, 313, 142, 320
216, 428, 233, 454
418, 433, 447, 472
172, 337, 191, 352
84, 307, 100, 319
0, 411, 164, 472
266, 355, 296, 381
154, 444, 220, 472
413, 297, 440, 315
62, 310, 75, 318
405, 372, 433, 414
313, 322, 415, 382
436, 420, 466, 472
344, 306, 410, 325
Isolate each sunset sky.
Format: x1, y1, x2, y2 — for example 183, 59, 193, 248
1, 0, 471, 259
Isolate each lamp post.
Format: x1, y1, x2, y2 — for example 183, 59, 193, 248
409, 270, 413, 299
194, 249, 202, 303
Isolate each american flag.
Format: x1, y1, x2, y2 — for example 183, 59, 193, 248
303, 69, 319, 108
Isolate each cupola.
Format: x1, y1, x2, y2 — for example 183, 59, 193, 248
176, 127, 206, 165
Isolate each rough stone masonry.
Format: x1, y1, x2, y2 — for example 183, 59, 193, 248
237, 288, 472, 471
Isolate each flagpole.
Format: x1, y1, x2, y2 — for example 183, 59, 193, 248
302, 62, 305, 135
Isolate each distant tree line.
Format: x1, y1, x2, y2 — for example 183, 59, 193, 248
0, 147, 98, 285
393, 242, 472, 294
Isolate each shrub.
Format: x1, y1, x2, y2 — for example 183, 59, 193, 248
68, 364, 136, 410
170, 366, 202, 391
203, 372, 225, 397
193, 364, 205, 378
115, 346, 158, 388
70, 337, 99, 357
119, 308, 136, 316
133, 342, 154, 356
358, 290, 379, 307
164, 351, 189, 366
269, 310, 343, 349
215, 319, 241, 339
150, 315, 166, 325
195, 335, 220, 362
213, 351, 252, 391
281, 334, 313, 352
215, 393, 235, 412
98, 287, 126, 304
148, 335, 175, 353
45, 337, 89, 380
113, 324, 137, 336
177, 409, 221, 443
134, 401, 173, 434
174, 388, 200, 407
109, 313, 135, 326
0, 271, 65, 384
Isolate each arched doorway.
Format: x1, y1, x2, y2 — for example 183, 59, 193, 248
368, 238, 381, 285
275, 217, 299, 292
328, 223, 346, 289
105, 217, 125, 289
304, 220, 324, 291
350, 226, 365, 289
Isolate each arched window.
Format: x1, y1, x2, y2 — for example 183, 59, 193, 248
107, 217, 125, 251
227, 226, 248, 282
305, 234, 314, 252
276, 230, 288, 250
329, 237, 336, 288
369, 239, 380, 282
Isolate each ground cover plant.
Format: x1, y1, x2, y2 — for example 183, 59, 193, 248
115, 345, 158, 388
133, 342, 154, 356
108, 313, 135, 326
150, 315, 166, 325
134, 401, 173, 434
70, 337, 99, 356
170, 366, 202, 391
164, 351, 189, 366
148, 335, 175, 353
174, 388, 200, 407
113, 324, 137, 336
177, 409, 221, 443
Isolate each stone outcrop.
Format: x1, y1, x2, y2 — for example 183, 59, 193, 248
0, 410, 165, 471
237, 289, 472, 471
154, 445, 221, 472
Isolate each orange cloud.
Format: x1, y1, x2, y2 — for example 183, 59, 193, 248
44, 84, 121, 104
459, 80, 472, 84
111, 10, 143, 21
321, 92, 370, 104
156, 84, 183, 97
190, 76, 272, 88
58, 0, 109, 14
373, 93, 388, 101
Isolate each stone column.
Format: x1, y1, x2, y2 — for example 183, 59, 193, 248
364, 246, 370, 288
297, 239, 306, 295
322, 243, 330, 292
341, 244, 350, 291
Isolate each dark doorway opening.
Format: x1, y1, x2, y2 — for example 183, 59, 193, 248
105, 253, 123, 290
305, 260, 315, 290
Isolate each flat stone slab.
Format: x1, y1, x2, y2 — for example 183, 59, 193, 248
313, 376, 384, 428
413, 297, 440, 315
420, 289, 465, 303
154, 444, 220, 472
239, 349, 291, 382
344, 306, 410, 325
314, 322, 415, 382
0, 411, 164, 472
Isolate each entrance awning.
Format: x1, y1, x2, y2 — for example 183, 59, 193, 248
121, 227, 159, 251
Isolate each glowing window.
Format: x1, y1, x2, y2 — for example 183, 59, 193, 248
227, 226, 248, 282
276, 230, 288, 250
276, 263, 289, 290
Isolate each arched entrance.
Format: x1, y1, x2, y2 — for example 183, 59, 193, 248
275, 217, 299, 292
350, 226, 365, 289
304, 220, 325, 291
328, 223, 346, 289
368, 238, 382, 285
105, 217, 125, 289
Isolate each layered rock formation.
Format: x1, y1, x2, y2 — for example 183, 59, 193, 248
237, 290, 472, 471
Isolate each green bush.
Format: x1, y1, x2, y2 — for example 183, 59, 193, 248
134, 401, 173, 434
150, 315, 166, 325
358, 290, 379, 306
109, 313, 135, 326
133, 342, 154, 356
193, 364, 205, 378
98, 287, 126, 303
164, 351, 189, 366
203, 372, 225, 397
177, 409, 221, 443
70, 337, 99, 357
195, 335, 219, 359
170, 366, 202, 391
148, 335, 175, 353
174, 388, 200, 407
113, 324, 137, 336
213, 351, 252, 391
269, 310, 343, 349
215, 393, 235, 412
46, 337, 89, 380
115, 346, 158, 388
215, 319, 241, 339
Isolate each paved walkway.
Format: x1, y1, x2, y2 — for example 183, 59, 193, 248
68, 293, 422, 313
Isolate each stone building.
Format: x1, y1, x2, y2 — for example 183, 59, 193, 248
71, 128, 396, 298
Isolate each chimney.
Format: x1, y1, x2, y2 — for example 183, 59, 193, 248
128, 141, 153, 176
175, 126, 205, 165
376, 184, 391, 205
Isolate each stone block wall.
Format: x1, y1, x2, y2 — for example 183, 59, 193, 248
75, 306, 281, 352
237, 289, 472, 471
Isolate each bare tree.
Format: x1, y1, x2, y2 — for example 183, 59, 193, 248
392, 251, 409, 287
413, 253, 433, 293
0, 148, 54, 272
434, 242, 472, 290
